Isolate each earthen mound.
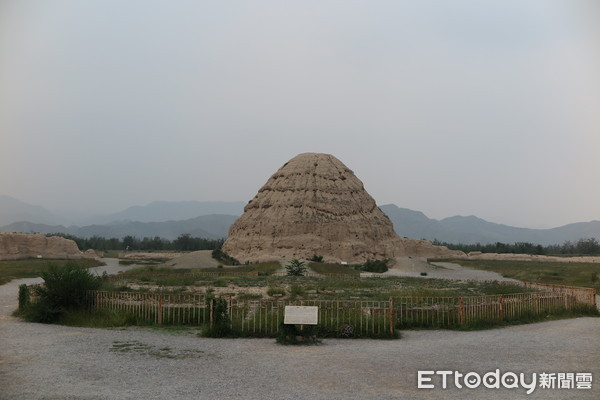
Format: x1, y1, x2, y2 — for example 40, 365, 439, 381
0, 233, 85, 260
222, 153, 461, 263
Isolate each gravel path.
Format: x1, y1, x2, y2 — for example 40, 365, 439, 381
380, 258, 520, 283
1, 261, 599, 399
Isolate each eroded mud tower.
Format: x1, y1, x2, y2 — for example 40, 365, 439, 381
222, 153, 458, 263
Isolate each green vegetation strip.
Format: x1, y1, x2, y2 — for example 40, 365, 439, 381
435, 259, 600, 292
0, 258, 102, 286
308, 262, 360, 275
16, 261, 598, 338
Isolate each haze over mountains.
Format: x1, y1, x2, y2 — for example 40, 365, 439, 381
1, 195, 598, 246
379, 205, 600, 247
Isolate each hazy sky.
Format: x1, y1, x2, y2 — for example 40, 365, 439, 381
1, 0, 599, 228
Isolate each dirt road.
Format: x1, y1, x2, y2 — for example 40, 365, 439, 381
1, 261, 598, 399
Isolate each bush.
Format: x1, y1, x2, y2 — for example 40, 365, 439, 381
286, 259, 307, 276
360, 259, 390, 273
18, 284, 30, 311
276, 323, 321, 345
267, 287, 286, 297
309, 254, 324, 262
24, 262, 101, 323
211, 249, 240, 266
289, 285, 304, 297
212, 279, 228, 287
201, 296, 232, 337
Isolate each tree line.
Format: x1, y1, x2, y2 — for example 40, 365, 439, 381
49, 233, 224, 252
49, 232, 600, 256
432, 237, 600, 256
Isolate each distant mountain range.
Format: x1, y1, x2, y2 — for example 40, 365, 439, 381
379, 204, 600, 246
0, 195, 62, 226
82, 201, 246, 225
1, 195, 599, 245
1, 215, 238, 241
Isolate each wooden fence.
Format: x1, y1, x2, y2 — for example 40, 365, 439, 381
90, 291, 209, 326
522, 281, 596, 306
271, 271, 360, 278
86, 282, 596, 337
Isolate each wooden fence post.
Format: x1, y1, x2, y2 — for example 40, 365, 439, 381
228, 295, 233, 329
458, 297, 463, 326
300, 300, 304, 331
389, 297, 394, 336
157, 294, 163, 326
209, 298, 214, 328
499, 295, 503, 321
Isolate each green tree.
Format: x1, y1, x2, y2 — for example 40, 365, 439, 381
173, 233, 193, 251
361, 259, 389, 273
122, 235, 136, 250
286, 259, 307, 276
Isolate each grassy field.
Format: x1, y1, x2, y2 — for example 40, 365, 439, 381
16, 259, 599, 335
434, 259, 600, 291
111, 263, 537, 301
308, 262, 360, 275
0, 258, 103, 286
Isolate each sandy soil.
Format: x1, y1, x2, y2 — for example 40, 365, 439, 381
361, 257, 520, 283
1, 258, 598, 399
1, 275, 598, 399
165, 250, 220, 268
120, 252, 184, 260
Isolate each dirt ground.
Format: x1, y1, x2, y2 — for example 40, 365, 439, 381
1, 259, 598, 399
1, 278, 598, 400
165, 250, 220, 268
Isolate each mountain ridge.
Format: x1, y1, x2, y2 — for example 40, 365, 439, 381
0, 214, 238, 241
1, 195, 598, 245
379, 204, 600, 246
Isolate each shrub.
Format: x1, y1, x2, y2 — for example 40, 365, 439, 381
237, 292, 263, 300
211, 249, 240, 265
213, 279, 228, 287
276, 323, 321, 345
289, 285, 304, 297
360, 259, 390, 273
339, 324, 354, 338
267, 287, 286, 297
18, 284, 30, 311
202, 296, 232, 337
25, 262, 101, 323
286, 259, 307, 276
309, 254, 324, 262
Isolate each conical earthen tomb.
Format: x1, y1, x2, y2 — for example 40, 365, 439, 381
222, 153, 459, 263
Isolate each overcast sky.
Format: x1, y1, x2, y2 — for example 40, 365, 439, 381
1, 0, 598, 228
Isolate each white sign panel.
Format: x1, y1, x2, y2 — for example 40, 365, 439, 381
284, 306, 319, 325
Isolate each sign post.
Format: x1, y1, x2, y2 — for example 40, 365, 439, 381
284, 306, 318, 325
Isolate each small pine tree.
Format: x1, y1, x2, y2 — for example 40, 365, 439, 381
286, 259, 307, 276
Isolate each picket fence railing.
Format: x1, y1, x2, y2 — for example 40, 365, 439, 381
85, 281, 596, 337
